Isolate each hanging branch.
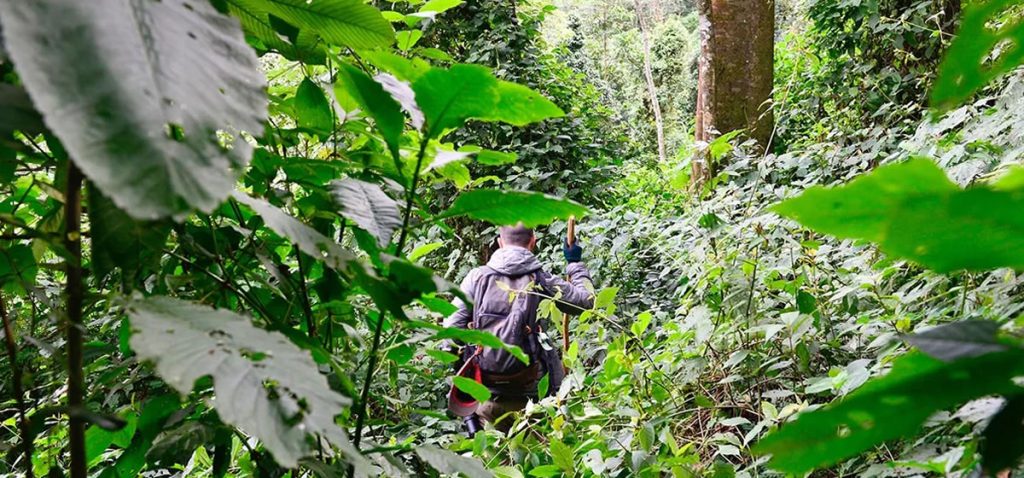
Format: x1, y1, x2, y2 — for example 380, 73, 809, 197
64, 163, 86, 478
1, 294, 35, 478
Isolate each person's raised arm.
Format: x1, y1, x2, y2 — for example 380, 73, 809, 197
541, 240, 594, 315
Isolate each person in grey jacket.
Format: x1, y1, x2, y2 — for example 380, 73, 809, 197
445, 223, 594, 432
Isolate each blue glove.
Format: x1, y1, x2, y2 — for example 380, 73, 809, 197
563, 240, 583, 263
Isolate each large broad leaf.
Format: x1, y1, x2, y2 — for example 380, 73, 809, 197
452, 377, 491, 402
773, 158, 1024, 272
358, 50, 431, 82
483, 81, 565, 126
414, 445, 494, 478
334, 64, 406, 159
88, 185, 172, 280
931, 0, 1024, 112
0, 84, 45, 139
903, 320, 1008, 362
125, 295, 364, 468
0, 0, 267, 220
253, 0, 393, 49
412, 65, 563, 139
439, 189, 588, 227
330, 178, 402, 248
754, 350, 1024, 474
294, 77, 334, 133
224, 0, 327, 63
232, 191, 365, 277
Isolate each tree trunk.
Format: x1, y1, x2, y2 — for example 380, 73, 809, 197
691, 0, 774, 190
635, 0, 667, 164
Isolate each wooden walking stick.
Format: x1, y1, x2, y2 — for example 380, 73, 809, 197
562, 216, 575, 353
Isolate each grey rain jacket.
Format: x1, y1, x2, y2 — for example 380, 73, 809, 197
444, 246, 594, 396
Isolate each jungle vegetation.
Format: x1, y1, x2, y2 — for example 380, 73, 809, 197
1, 0, 1024, 476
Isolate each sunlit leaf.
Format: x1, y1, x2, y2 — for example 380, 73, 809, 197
773, 158, 1024, 272
253, 0, 394, 49
335, 63, 406, 158
931, 0, 1024, 112
294, 78, 334, 132
453, 376, 491, 402
440, 189, 588, 227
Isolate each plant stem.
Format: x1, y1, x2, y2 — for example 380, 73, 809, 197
349, 138, 428, 474
1, 294, 35, 478
64, 163, 86, 478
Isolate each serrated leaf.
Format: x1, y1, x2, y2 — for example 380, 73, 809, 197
329, 178, 402, 248
931, 0, 1024, 112
415, 445, 494, 478
453, 376, 491, 402
125, 295, 358, 468
225, 0, 327, 63
904, 320, 1007, 361
255, 0, 394, 49
0, 0, 267, 220
773, 158, 1024, 273
440, 189, 588, 227
294, 78, 334, 132
754, 350, 1024, 474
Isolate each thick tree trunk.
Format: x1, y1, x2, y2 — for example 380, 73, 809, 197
635, 0, 667, 164
692, 0, 774, 190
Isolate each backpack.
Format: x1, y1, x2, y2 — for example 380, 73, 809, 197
469, 266, 542, 374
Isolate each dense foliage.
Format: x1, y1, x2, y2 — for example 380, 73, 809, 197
2, 0, 1024, 477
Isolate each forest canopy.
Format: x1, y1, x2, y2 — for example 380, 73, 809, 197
2, 0, 1024, 477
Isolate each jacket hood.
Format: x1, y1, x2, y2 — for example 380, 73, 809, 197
487, 246, 543, 276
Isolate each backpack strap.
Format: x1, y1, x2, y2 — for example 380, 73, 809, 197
469, 266, 501, 331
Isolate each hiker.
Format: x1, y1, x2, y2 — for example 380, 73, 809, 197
445, 223, 594, 434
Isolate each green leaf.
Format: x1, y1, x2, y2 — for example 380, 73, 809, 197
358, 50, 432, 82
754, 350, 1024, 474
453, 376, 492, 402
415, 445, 494, 478
329, 178, 402, 248
418, 0, 464, 14
0, 84, 45, 139
550, 440, 575, 474
773, 158, 1024, 272
429, 326, 529, 364
931, 0, 1024, 112
395, 30, 423, 51
224, 0, 327, 63
474, 149, 518, 166
413, 64, 498, 138
408, 241, 443, 262
631, 311, 653, 337
88, 185, 171, 280
126, 295, 366, 469
0, 243, 37, 294
294, 78, 334, 132
903, 320, 1008, 361
146, 421, 216, 467
426, 349, 459, 364
528, 464, 563, 477
334, 63, 407, 159
254, 0, 394, 49
537, 372, 550, 398
0, 0, 267, 220
981, 394, 1024, 472
483, 81, 565, 127
440, 189, 588, 227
